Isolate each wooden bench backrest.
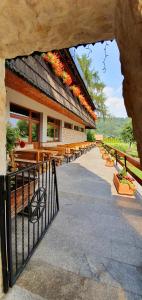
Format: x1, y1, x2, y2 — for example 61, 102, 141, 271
15, 151, 37, 161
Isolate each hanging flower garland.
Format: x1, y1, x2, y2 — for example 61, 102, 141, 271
42, 52, 97, 121
62, 71, 72, 86
70, 85, 81, 97
42, 52, 64, 77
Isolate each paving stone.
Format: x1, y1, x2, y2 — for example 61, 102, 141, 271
2, 148, 142, 299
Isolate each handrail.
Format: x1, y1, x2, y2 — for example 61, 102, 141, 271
103, 143, 142, 186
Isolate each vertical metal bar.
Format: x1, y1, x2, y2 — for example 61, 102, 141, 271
6, 175, 13, 286
37, 165, 40, 239
41, 163, 44, 234
50, 160, 53, 220
28, 170, 30, 256
115, 151, 117, 166
124, 155, 127, 170
45, 161, 48, 227
48, 161, 51, 224
33, 166, 36, 247
22, 171, 25, 264
53, 160, 59, 211
14, 175, 18, 272
0, 176, 9, 293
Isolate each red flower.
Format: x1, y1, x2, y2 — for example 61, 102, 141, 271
19, 140, 25, 148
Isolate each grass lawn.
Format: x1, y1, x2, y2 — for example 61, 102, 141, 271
128, 164, 142, 180
104, 141, 142, 180
105, 142, 138, 158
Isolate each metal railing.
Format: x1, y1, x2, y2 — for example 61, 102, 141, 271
103, 143, 142, 185
0, 159, 59, 292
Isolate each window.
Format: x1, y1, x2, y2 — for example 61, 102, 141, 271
47, 116, 60, 142
74, 125, 79, 131
9, 103, 40, 145
80, 127, 85, 132
74, 125, 85, 132
64, 122, 73, 129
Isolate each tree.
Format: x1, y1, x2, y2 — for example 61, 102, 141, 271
121, 120, 135, 148
17, 119, 29, 139
87, 130, 96, 142
77, 54, 107, 118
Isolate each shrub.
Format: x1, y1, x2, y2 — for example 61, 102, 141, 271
6, 123, 20, 154
87, 130, 96, 142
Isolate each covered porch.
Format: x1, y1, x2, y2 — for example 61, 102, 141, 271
4, 147, 142, 300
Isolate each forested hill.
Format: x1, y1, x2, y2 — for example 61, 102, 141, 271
95, 117, 129, 137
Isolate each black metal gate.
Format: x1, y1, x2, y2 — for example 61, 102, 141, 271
0, 159, 59, 292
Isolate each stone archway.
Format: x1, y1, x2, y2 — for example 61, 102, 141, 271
0, 0, 142, 173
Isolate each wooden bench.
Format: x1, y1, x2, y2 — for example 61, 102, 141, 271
14, 151, 38, 168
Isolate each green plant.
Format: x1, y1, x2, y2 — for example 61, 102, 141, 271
77, 54, 107, 118
87, 130, 96, 142
6, 123, 20, 154
110, 149, 115, 156
117, 167, 135, 190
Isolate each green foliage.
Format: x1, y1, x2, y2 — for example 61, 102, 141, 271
96, 117, 129, 138
87, 130, 96, 142
6, 123, 19, 153
77, 54, 107, 118
118, 167, 135, 190
118, 167, 127, 179
17, 119, 29, 138
121, 120, 135, 147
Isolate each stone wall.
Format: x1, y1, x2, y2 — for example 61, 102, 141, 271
0, 1, 116, 59
115, 0, 142, 163
0, 60, 6, 175
0, 59, 6, 296
62, 128, 86, 144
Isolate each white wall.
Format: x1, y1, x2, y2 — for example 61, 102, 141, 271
6, 87, 87, 146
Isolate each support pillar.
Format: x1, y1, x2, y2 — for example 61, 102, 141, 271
115, 0, 142, 164
0, 59, 6, 175
0, 59, 6, 297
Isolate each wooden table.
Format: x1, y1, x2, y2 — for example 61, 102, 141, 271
14, 149, 58, 163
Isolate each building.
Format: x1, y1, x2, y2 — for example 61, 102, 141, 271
5, 49, 96, 149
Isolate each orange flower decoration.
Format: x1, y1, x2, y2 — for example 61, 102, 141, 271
70, 85, 81, 97
62, 71, 72, 86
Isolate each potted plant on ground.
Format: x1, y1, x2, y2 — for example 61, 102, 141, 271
105, 155, 115, 167
113, 167, 136, 195
102, 151, 109, 160
100, 147, 106, 155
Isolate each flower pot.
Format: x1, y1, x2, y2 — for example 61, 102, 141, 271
11, 177, 38, 218
100, 150, 105, 154
113, 173, 136, 196
102, 153, 109, 160
105, 159, 114, 167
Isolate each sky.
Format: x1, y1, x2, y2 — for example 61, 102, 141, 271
70, 41, 127, 118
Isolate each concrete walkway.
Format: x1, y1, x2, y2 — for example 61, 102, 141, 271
3, 148, 142, 299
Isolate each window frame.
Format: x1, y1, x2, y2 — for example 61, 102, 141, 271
47, 116, 60, 142
10, 103, 40, 145
64, 122, 73, 130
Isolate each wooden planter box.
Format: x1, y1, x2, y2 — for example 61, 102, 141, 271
11, 177, 37, 218
113, 173, 136, 196
105, 159, 114, 167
